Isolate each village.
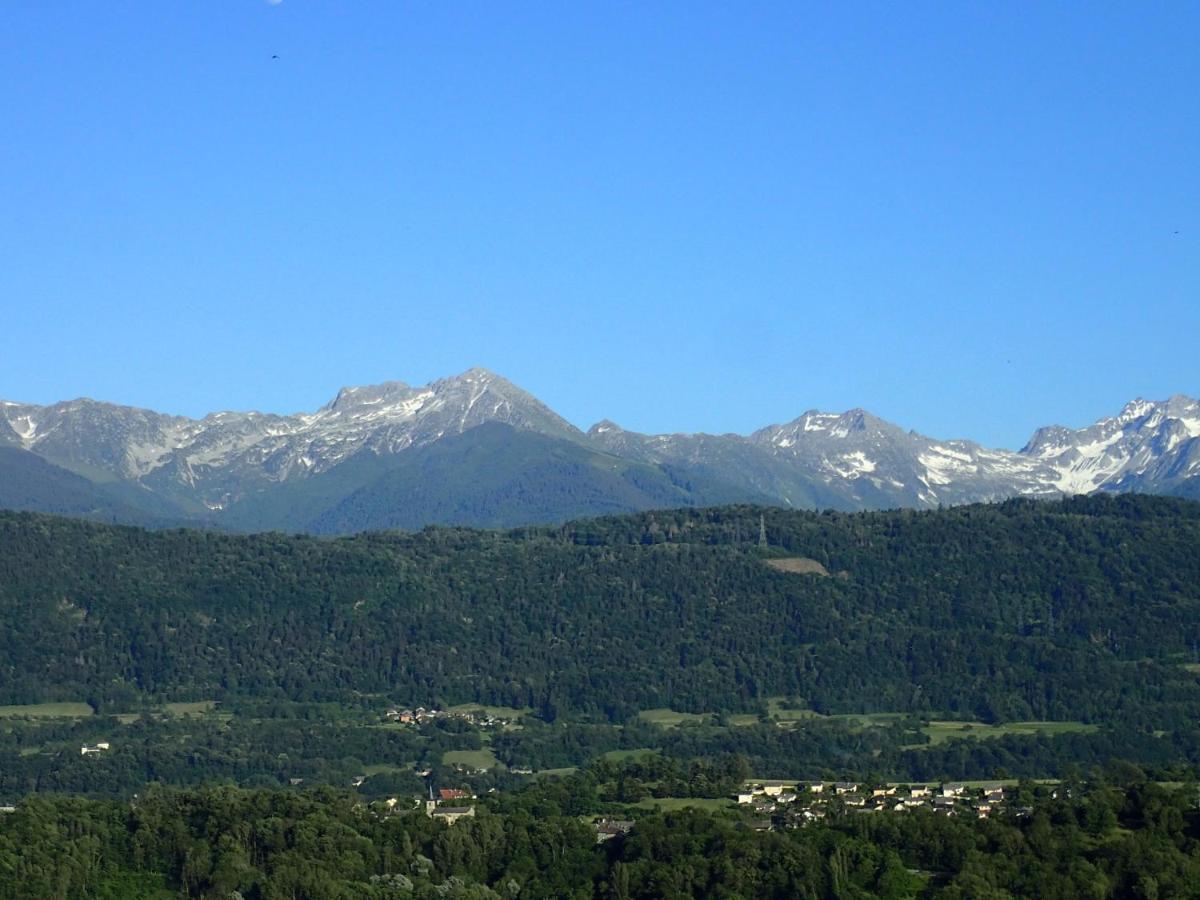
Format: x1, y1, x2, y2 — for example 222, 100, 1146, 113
594, 779, 1032, 842
732, 778, 1031, 830
65, 706, 1033, 843
378, 774, 1034, 844
383, 705, 516, 730
373, 704, 1039, 837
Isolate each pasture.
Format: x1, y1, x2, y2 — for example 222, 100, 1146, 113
442, 748, 502, 771
0, 702, 93, 719
921, 720, 1096, 746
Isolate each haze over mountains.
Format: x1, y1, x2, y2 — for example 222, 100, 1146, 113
1, 367, 1197, 532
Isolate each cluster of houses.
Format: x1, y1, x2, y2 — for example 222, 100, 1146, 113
384, 707, 441, 725
736, 780, 1017, 828
384, 706, 514, 729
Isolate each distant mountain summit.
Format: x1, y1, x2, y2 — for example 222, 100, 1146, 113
1021, 395, 1200, 496
0, 368, 578, 515
1, 372, 1196, 532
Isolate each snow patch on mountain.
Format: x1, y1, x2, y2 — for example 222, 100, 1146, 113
826, 451, 877, 479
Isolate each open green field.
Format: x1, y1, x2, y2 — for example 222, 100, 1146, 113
921, 720, 1096, 746
362, 763, 411, 776
639, 698, 822, 728
602, 748, 659, 763
828, 712, 909, 727
0, 700, 226, 722
633, 797, 734, 812
763, 557, 830, 577
765, 697, 824, 722
637, 708, 710, 727
164, 701, 217, 716
535, 767, 578, 778
725, 713, 761, 727
0, 702, 93, 719
442, 748, 502, 771
636, 699, 905, 730
445, 703, 530, 720
633, 701, 1093, 753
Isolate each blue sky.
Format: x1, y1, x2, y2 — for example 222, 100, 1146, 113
2, 2, 1196, 448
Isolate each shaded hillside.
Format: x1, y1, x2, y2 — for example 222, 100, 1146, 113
0, 496, 1198, 728
221, 422, 772, 533
0, 447, 195, 528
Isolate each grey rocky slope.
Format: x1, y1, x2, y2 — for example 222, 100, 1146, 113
590, 397, 1200, 511
0, 368, 579, 516
1, 368, 1196, 531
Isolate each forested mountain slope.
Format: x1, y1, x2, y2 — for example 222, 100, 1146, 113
1, 496, 1199, 727
0, 447, 186, 527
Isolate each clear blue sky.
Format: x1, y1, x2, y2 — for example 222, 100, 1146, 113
2, 2, 1196, 449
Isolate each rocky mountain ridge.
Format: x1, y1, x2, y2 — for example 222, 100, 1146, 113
1, 369, 1196, 531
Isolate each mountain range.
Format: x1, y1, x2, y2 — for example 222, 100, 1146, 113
1, 367, 1197, 532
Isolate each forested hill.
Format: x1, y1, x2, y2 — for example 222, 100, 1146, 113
2, 495, 1199, 727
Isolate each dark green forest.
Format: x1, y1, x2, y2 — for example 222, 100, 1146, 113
2, 768, 1200, 899
2, 495, 1199, 726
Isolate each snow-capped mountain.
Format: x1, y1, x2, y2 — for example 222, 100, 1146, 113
0, 369, 580, 512
748, 408, 1056, 507
0, 371, 1196, 532
592, 396, 1200, 511
590, 409, 1053, 511
1022, 395, 1200, 496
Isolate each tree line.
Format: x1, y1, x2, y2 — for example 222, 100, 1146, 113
2, 766, 1199, 898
